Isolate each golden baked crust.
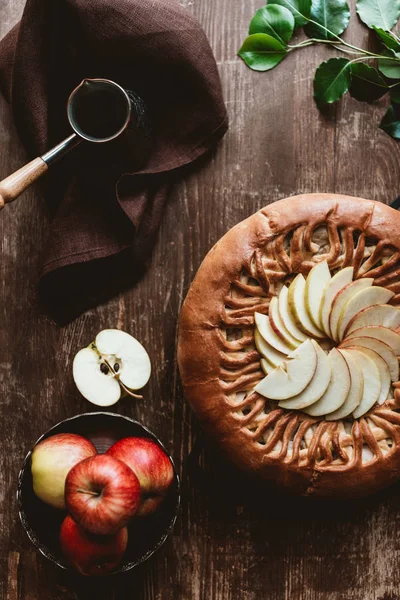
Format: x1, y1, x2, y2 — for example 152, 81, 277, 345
177, 194, 400, 498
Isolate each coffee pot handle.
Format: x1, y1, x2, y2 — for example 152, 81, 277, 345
0, 158, 48, 209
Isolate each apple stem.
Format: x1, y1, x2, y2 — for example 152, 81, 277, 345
76, 489, 99, 496
103, 360, 144, 400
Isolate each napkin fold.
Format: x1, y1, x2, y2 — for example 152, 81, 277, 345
0, 0, 227, 321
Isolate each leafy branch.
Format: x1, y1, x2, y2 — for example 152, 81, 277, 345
238, 0, 400, 139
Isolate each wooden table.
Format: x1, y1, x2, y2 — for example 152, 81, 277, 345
2, 1, 400, 598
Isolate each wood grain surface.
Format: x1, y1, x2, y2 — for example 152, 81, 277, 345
2, 0, 400, 598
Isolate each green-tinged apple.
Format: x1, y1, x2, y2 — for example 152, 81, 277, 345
345, 349, 382, 419
254, 330, 285, 367
326, 350, 363, 420
261, 358, 273, 375
107, 437, 174, 516
352, 347, 390, 405
346, 326, 400, 355
31, 433, 97, 509
255, 339, 317, 400
268, 297, 299, 349
340, 335, 399, 382
60, 516, 128, 576
65, 454, 141, 535
337, 286, 394, 341
304, 260, 331, 329
73, 329, 151, 406
278, 340, 331, 410
254, 313, 293, 355
320, 267, 353, 336
345, 305, 400, 336
303, 348, 350, 416
278, 286, 308, 342
287, 274, 325, 338
329, 278, 373, 341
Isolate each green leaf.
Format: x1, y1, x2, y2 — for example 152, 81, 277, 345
268, 0, 312, 28
378, 51, 400, 78
373, 27, 400, 51
305, 0, 350, 39
379, 103, 400, 138
349, 63, 388, 102
249, 5, 295, 44
314, 57, 351, 104
238, 34, 287, 72
356, 0, 400, 30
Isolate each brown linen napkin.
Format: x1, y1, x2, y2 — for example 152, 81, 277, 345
0, 0, 228, 322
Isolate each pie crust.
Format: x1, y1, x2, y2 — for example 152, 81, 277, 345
177, 194, 400, 498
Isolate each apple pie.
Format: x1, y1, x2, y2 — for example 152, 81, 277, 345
178, 194, 400, 497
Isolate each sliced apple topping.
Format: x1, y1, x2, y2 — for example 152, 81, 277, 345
288, 274, 325, 338
252, 259, 400, 420
329, 278, 374, 341
278, 341, 331, 410
337, 286, 394, 341
73, 329, 151, 406
303, 348, 350, 417
304, 260, 331, 330
320, 267, 354, 337
255, 339, 317, 400
326, 350, 364, 421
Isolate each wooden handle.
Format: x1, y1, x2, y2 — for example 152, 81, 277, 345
0, 157, 48, 210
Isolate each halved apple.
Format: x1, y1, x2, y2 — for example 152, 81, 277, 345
268, 297, 300, 349
278, 286, 308, 342
326, 349, 363, 420
345, 304, 400, 337
345, 326, 400, 355
255, 313, 294, 355
329, 278, 374, 341
255, 339, 317, 400
320, 267, 354, 337
340, 335, 399, 382
304, 261, 331, 330
351, 347, 390, 405
303, 348, 350, 416
343, 349, 381, 419
287, 275, 325, 338
278, 341, 331, 410
254, 329, 286, 367
337, 286, 395, 341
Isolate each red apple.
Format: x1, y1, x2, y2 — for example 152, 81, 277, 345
60, 515, 128, 576
107, 437, 174, 516
65, 454, 141, 534
31, 433, 97, 509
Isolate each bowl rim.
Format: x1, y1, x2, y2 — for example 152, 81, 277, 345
17, 411, 181, 575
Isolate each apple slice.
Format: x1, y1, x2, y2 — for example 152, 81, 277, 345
278, 286, 308, 342
346, 326, 400, 355
303, 348, 350, 416
287, 275, 325, 338
329, 278, 374, 341
326, 349, 363, 421
351, 347, 390, 405
255, 312, 294, 355
255, 339, 317, 400
337, 286, 395, 341
278, 341, 331, 410
340, 336, 399, 382
320, 267, 354, 336
73, 329, 151, 406
304, 261, 331, 329
254, 329, 286, 367
344, 349, 381, 419
345, 304, 400, 336
268, 296, 300, 349
261, 358, 273, 375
